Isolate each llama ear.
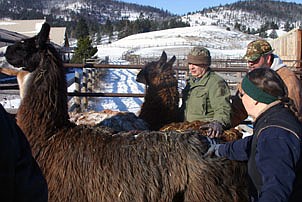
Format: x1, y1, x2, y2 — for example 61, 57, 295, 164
167, 55, 176, 66
37, 23, 50, 48
162, 55, 176, 72
136, 69, 147, 84
159, 51, 167, 64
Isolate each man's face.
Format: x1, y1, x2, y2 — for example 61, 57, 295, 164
188, 63, 208, 78
247, 54, 271, 71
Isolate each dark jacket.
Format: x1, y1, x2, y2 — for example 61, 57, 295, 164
0, 104, 48, 202
218, 102, 302, 202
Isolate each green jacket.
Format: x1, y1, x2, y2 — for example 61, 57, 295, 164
181, 69, 231, 128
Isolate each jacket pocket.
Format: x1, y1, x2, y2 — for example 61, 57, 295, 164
189, 90, 208, 115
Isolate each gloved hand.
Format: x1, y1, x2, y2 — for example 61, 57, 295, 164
200, 121, 224, 138
204, 140, 221, 158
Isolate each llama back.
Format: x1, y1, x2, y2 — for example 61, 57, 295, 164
36, 126, 247, 202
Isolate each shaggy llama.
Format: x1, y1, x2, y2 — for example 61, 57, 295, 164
136, 51, 180, 130
4, 23, 248, 202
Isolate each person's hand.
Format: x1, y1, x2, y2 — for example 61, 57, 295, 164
204, 142, 221, 158
200, 121, 223, 138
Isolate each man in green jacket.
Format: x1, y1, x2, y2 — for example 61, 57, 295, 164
180, 46, 232, 138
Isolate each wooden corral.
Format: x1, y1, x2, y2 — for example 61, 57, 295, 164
2, 61, 302, 113
270, 28, 302, 69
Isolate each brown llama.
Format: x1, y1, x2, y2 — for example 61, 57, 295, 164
4, 23, 248, 202
136, 51, 180, 130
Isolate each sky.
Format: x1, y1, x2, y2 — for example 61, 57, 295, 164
121, 0, 302, 15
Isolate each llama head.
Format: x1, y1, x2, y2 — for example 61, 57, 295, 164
136, 51, 176, 86
4, 23, 51, 72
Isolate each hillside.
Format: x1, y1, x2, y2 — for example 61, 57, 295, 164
0, 0, 173, 22
95, 25, 259, 62
182, 0, 302, 34
0, 0, 176, 38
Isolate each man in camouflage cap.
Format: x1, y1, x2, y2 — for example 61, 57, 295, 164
180, 46, 232, 138
244, 39, 274, 63
233, 39, 302, 126
187, 46, 211, 66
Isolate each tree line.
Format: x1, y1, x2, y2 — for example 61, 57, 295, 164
71, 16, 189, 63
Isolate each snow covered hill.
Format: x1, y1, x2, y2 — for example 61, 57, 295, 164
95, 25, 260, 62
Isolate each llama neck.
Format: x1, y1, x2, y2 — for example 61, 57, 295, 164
144, 86, 179, 109
146, 72, 179, 109
139, 85, 179, 130
17, 51, 71, 140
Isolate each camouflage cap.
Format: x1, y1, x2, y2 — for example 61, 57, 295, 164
243, 40, 274, 62
187, 46, 211, 66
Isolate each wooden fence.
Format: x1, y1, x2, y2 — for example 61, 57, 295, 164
270, 28, 302, 68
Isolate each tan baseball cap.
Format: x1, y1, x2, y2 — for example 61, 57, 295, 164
243, 40, 274, 62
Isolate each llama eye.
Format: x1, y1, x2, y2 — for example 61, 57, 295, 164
20, 40, 25, 44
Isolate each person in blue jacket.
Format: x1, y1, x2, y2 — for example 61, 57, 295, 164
208, 68, 302, 202
0, 104, 48, 202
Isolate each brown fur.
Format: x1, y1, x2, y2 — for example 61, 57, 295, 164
137, 52, 180, 130
4, 23, 248, 202
161, 121, 243, 142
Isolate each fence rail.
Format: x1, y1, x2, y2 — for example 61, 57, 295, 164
2, 59, 302, 112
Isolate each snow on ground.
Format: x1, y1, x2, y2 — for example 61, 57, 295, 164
0, 95, 20, 109
86, 68, 145, 114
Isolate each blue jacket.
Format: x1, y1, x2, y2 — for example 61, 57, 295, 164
218, 102, 302, 202
0, 104, 48, 202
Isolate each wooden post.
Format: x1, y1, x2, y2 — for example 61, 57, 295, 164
87, 68, 92, 92
175, 59, 179, 81
81, 68, 88, 109
74, 71, 81, 112
91, 68, 96, 89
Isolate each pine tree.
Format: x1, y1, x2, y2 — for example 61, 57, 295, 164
71, 36, 98, 64
269, 29, 278, 39
284, 21, 293, 32
104, 18, 113, 36
75, 18, 89, 39
259, 31, 268, 38
71, 18, 97, 63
